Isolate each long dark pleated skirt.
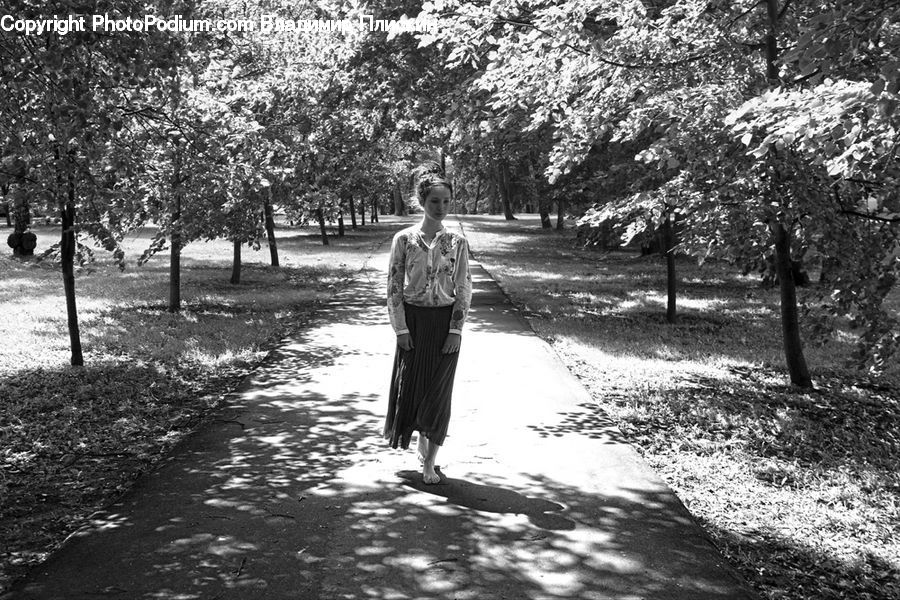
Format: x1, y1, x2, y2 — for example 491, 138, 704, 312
384, 303, 460, 450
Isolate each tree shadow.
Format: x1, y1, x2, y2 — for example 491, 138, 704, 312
669, 369, 900, 479
525, 402, 622, 442
699, 517, 900, 600
396, 470, 576, 531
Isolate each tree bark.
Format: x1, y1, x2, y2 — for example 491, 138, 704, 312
488, 172, 499, 215
539, 205, 552, 228
263, 188, 279, 267
360, 196, 365, 226
168, 145, 182, 313
765, 0, 780, 82
772, 222, 812, 387
764, 0, 811, 387
1, 184, 10, 227
316, 208, 329, 245
499, 162, 516, 220
61, 161, 83, 366
349, 194, 357, 229
662, 214, 677, 324
556, 200, 565, 230
337, 209, 345, 236
393, 181, 405, 216
230, 239, 241, 284
372, 197, 379, 223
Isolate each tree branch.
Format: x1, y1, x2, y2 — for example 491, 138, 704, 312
777, 0, 793, 21
728, 0, 766, 27
789, 67, 822, 86
841, 209, 900, 223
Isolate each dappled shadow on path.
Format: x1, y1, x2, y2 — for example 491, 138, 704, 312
526, 402, 620, 441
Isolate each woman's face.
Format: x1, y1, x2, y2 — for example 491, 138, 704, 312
422, 185, 452, 222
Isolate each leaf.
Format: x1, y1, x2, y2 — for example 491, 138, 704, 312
870, 78, 885, 96
887, 78, 900, 95
750, 145, 769, 159
740, 133, 753, 146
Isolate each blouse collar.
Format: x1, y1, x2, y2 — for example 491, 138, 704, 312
415, 224, 445, 247
417, 224, 446, 238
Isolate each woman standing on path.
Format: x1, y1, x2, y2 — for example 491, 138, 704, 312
384, 165, 473, 484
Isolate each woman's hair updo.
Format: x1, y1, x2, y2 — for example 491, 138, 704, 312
412, 161, 452, 204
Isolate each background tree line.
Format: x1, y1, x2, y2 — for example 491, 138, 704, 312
2, 0, 898, 387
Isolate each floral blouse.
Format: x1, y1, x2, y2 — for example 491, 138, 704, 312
387, 225, 473, 336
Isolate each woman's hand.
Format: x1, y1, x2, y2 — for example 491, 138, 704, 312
397, 333, 414, 351
441, 333, 461, 354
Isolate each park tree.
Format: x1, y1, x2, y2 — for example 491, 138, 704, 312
135, 0, 346, 304
0, 0, 186, 365
419, 0, 900, 384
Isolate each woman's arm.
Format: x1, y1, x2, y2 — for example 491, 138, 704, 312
387, 233, 410, 336
448, 236, 473, 335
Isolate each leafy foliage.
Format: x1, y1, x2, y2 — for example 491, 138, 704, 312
422, 0, 900, 373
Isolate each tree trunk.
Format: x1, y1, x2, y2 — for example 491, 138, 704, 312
230, 239, 241, 284
765, 0, 780, 82
263, 189, 279, 267
556, 200, 565, 230
372, 197, 379, 223
539, 204, 552, 228
393, 181, 405, 216
764, 0, 810, 387
317, 208, 329, 245
168, 146, 182, 313
360, 197, 365, 226
488, 172, 499, 215
772, 222, 812, 387
662, 214, 677, 324
349, 194, 358, 229
1, 184, 10, 227
499, 163, 516, 220
337, 209, 345, 236
61, 165, 83, 366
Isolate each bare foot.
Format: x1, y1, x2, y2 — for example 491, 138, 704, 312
423, 463, 441, 485
421, 436, 442, 484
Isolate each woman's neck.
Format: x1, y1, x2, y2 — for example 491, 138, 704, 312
420, 216, 443, 234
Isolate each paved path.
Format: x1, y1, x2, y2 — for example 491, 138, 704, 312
5, 223, 757, 600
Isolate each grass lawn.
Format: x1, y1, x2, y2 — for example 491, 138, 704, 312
458, 214, 900, 600
0, 216, 406, 592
